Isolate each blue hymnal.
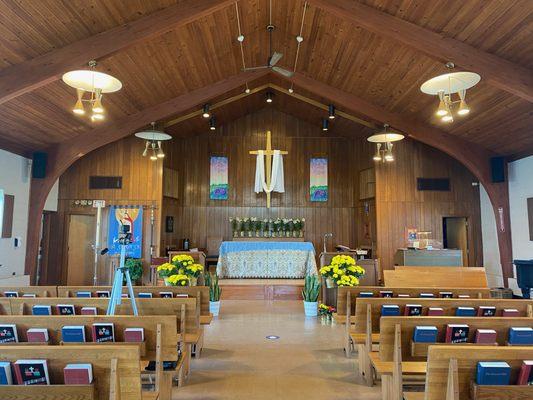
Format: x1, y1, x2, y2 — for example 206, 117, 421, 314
476, 361, 511, 385
0, 361, 12, 385
62, 326, 86, 343
76, 291, 92, 298
419, 293, 435, 298
32, 305, 51, 316
508, 327, 533, 345
359, 292, 374, 298
413, 326, 438, 343
456, 307, 476, 317
381, 305, 400, 316
138, 292, 153, 298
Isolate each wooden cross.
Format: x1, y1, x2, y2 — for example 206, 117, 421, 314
249, 130, 288, 208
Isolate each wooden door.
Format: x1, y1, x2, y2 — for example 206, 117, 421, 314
67, 214, 96, 285
443, 217, 469, 267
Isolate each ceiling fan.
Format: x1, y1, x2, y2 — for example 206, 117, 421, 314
243, 24, 294, 78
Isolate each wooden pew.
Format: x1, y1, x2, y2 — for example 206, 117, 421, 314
383, 268, 488, 288
0, 344, 153, 400
374, 316, 532, 399
0, 286, 57, 297
57, 285, 212, 324
0, 298, 11, 314
405, 345, 533, 400
0, 315, 178, 400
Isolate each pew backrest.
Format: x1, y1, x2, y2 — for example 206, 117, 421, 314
383, 269, 488, 288
353, 298, 533, 334
0, 286, 57, 297
379, 316, 533, 361
0, 315, 178, 360
425, 345, 533, 400
337, 286, 491, 316
0, 344, 142, 400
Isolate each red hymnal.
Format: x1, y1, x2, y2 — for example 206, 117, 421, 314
124, 328, 145, 342
175, 294, 189, 298
26, 328, 49, 343
428, 307, 444, 316
502, 308, 520, 317
80, 307, 97, 316
517, 360, 533, 385
475, 329, 497, 344
63, 364, 93, 384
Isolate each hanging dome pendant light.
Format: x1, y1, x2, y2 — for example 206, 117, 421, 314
135, 122, 172, 161
367, 124, 404, 163
62, 60, 122, 122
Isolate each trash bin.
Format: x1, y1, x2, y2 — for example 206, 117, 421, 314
513, 259, 533, 299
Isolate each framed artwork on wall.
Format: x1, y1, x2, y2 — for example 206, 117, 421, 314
210, 156, 228, 200
165, 216, 174, 233
310, 158, 328, 202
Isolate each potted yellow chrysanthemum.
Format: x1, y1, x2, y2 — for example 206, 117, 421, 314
157, 263, 178, 286
171, 254, 204, 286
166, 274, 189, 286
319, 255, 365, 288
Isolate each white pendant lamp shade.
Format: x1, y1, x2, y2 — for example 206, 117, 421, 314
135, 123, 172, 162
134, 129, 172, 141
62, 70, 122, 93
366, 131, 404, 143
420, 71, 480, 95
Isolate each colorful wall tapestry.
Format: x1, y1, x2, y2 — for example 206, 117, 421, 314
210, 156, 229, 200
107, 206, 143, 258
310, 158, 328, 202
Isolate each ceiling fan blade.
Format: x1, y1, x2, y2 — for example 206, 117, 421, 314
272, 66, 294, 78
269, 52, 283, 67
243, 66, 270, 71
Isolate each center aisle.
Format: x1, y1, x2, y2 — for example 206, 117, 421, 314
175, 300, 380, 400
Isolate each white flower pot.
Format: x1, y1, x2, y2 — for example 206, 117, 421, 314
210, 301, 221, 316
303, 301, 318, 317
325, 277, 335, 288
189, 277, 198, 286
164, 277, 171, 286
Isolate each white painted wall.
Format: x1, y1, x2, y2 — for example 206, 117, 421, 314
480, 155, 533, 292
0, 149, 58, 277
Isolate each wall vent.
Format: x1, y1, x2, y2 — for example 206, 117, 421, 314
416, 178, 450, 191
89, 176, 122, 190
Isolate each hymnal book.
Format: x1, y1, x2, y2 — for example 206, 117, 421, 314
14, 359, 50, 385
81, 307, 97, 315
458, 294, 470, 298
517, 360, 533, 385
32, 305, 52, 316
476, 361, 511, 385
379, 290, 393, 298
508, 327, 533, 345
138, 292, 153, 298
121, 293, 129, 298
96, 291, 110, 298
27, 328, 49, 343
404, 304, 423, 316
0, 324, 18, 343
413, 326, 438, 343
64, 363, 93, 384
0, 361, 12, 385
76, 291, 92, 298
502, 308, 520, 317
159, 292, 173, 298
397, 294, 410, 298
428, 307, 444, 316
439, 291, 453, 298
358, 292, 374, 298
3, 291, 18, 297
477, 306, 496, 317
475, 329, 497, 344
445, 324, 469, 343
61, 325, 86, 342
419, 293, 435, 298
175, 294, 189, 298
56, 304, 76, 316
124, 327, 145, 342
381, 305, 400, 316
455, 307, 476, 317
22, 294, 37, 298
92, 323, 114, 343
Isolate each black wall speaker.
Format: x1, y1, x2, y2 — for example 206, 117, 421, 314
32, 152, 47, 179
490, 156, 506, 183
416, 178, 451, 191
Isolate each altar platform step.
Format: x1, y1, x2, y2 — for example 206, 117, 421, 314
219, 279, 304, 300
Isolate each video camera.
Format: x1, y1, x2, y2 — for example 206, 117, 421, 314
118, 224, 132, 246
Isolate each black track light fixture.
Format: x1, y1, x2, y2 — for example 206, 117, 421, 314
328, 104, 336, 119
202, 104, 211, 118
209, 116, 216, 131
266, 92, 274, 103
322, 118, 329, 131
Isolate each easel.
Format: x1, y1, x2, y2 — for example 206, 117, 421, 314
249, 130, 288, 208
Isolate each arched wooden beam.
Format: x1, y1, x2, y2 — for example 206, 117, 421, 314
308, 0, 533, 102
24, 69, 268, 281
0, 0, 234, 105
286, 72, 513, 285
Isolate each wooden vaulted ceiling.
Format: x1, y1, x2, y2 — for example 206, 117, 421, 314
0, 0, 532, 158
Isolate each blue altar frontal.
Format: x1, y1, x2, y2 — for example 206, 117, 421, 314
216, 241, 318, 279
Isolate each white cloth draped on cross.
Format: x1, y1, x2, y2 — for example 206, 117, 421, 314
254, 149, 285, 194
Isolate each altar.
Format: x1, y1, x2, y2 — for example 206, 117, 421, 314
216, 241, 318, 279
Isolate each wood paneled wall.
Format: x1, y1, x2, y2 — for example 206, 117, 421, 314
160, 108, 368, 253
375, 139, 483, 270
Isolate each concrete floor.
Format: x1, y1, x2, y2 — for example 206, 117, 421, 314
175, 300, 381, 399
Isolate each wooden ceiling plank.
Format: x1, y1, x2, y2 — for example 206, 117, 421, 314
308, 0, 533, 102
0, 0, 234, 105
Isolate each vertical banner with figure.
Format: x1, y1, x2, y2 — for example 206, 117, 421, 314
310, 158, 328, 202
107, 206, 143, 258
210, 156, 229, 200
